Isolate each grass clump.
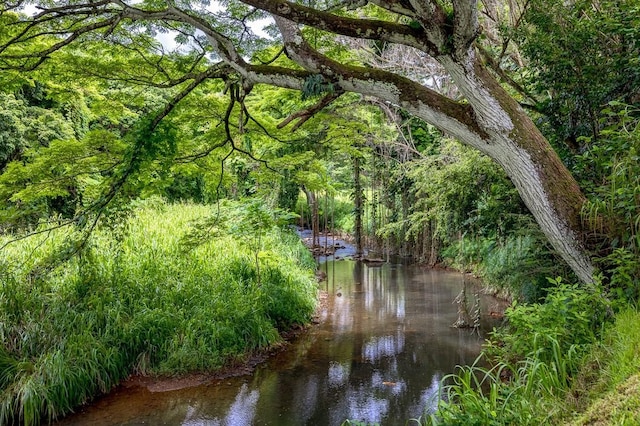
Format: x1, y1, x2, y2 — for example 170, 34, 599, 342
0, 199, 317, 425
425, 338, 580, 426
567, 307, 640, 425
421, 279, 609, 426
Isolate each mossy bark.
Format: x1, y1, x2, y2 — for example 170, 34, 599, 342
437, 53, 594, 283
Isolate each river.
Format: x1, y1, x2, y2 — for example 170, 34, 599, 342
59, 258, 498, 425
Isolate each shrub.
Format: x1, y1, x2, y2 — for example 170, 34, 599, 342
442, 234, 563, 301
491, 278, 608, 363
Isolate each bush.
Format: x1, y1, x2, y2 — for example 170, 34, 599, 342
423, 279, 610, 426
490, 278, 608, 363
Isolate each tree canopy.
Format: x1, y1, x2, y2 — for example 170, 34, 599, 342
1, 0, 639, 283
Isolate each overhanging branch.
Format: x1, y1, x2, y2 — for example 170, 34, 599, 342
240, 0, 437, 54
272, 15, 487, 142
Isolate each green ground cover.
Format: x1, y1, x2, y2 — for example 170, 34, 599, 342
0, 200, 317, 425
420, 290, 640, 426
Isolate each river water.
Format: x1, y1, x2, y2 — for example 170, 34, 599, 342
60, 259, 497, 426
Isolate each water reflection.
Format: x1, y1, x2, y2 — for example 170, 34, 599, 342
222, 384, 260, 425
362, 334, 405, 363
59, 261, 488, 426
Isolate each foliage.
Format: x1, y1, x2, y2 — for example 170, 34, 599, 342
578, 103, 640, 302
0, 91, 75, 171
0, 71, 181, 229
379, 136, 563, 296
0, 200, 317, 424
489, 278, 608, 363
301, 74, 334, 100
295, 192, 354, 233
422, 280, 609, 426
515, 0, 640, 156
407, 140, 527, 245
0, 129, 127, 223
416, 304, 640, 426
442, 232, 565, 301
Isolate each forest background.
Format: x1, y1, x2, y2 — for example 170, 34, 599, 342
1, 0, 640, 424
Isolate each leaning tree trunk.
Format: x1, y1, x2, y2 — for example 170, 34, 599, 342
437, 53, 595, 283
264, 14, 596, 283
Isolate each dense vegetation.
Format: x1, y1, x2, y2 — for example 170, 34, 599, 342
0, 0, 639, 424
0, 200, 316, 424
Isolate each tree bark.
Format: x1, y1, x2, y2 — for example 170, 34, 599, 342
437, 53, 594, 283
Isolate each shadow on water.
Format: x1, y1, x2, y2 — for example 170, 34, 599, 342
59, 259, 500, 426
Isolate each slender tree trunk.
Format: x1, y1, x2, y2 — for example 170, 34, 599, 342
428, 220, 439, 267
331, 196, 335, 250
422, 226, 429, 263
353, 155, 364, 257
303, 186, 319, 248
324, 191, 328, 255
299, 192, 304, 229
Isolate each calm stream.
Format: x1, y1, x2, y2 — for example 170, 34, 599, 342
60, 257, 497, 425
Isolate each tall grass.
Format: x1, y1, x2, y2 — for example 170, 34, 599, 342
419, 280, 609, 425
567, 307, 640, 425
442, 233, 565, 301
0, 199, 317, 424
423, 335, 578, 426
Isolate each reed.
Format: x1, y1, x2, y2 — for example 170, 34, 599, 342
0, 199, 317, 424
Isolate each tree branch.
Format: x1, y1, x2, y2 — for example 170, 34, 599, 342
1, 17, 120, 71
404, 0, 448, 51
452, 0, 479, 58
277, 89, 345, 131
240, 0, 438, 54
271, 15, 487, 142
150, 63, 231, 130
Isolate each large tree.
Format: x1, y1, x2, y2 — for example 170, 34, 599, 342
0, 0, 594, 282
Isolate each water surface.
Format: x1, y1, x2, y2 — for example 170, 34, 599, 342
60, 260, 492, 426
